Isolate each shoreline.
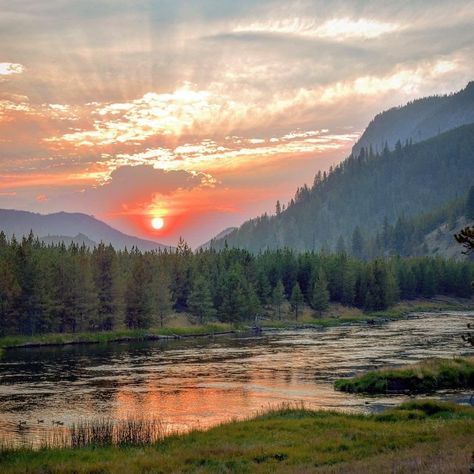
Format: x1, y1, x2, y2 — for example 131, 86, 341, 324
1, 401, 473, 473
1, 298, 473, 354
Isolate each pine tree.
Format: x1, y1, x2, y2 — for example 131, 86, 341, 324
154, 271, 173, 328
0, 259, 20, 336
341, 262, 356, 306
187, 275, 215, 325
14, 234, 44, 335
218, 265, 248, 324
351, 226, 365, 259
276, 200, 282, 215
364, 260, 399, 311
311, 269, 330, 315
290, 282, 304, 321
92, 243, 118, 330
125, 256, 152, 329
272, 280, 285, 320
75, 248, 99, 332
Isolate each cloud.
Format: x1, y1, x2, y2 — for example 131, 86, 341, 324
82, 165, 208, 211
0, 62, 25, 76
0, 0, 474, 245
232, 17, 401, 40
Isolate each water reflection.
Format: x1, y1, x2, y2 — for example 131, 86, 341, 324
0, 311, 473, 446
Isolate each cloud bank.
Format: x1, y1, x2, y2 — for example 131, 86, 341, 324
0, 0, 473, 245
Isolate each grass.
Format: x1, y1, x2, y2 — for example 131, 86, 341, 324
261, 297, 474, 329
1, 297, 472, 355
0, 322, 234, 352
0, 401, 473, 473
335, 357, 474, 394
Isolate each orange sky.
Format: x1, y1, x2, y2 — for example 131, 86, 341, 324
1, 1, 473, 246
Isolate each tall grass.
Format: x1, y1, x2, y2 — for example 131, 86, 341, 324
70, 417, 164, 448
0, 417, 165, 453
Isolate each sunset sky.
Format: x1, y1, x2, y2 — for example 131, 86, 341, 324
1, 1, 474, 247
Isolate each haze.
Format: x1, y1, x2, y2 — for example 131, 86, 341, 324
1, 0, 474, 246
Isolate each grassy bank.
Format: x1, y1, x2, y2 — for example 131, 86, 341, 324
1, 401, 473, 473
0, 322, 234, 352
335, 357, 474, 394
262, 297, 474, 329
1, 297, 472, 354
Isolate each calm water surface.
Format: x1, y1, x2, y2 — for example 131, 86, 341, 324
1, 311, 473, 445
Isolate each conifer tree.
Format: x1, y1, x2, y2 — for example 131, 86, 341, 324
272, 280, 285, 320
351, 226, 365, 259
290, 282, 304, 321
92, 243, 118, 330
187, 275, 215, 325
154, 271, 173, 328
125, 256, 152, 329
311, 269, 330, 315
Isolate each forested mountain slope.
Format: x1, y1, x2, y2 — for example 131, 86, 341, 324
0, 209, 170, 251
362, 189, 473, 259
353, 81, 474, 155
211, 124, 474, 253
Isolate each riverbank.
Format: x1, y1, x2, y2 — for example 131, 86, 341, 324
335, 357, 474, 394
1, 297, 472, 355
0, 323, 235, 353
1, 401, 473, 473
261, 297, 474, 329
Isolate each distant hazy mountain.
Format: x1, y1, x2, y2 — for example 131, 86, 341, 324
210, 123, 474, 254
352, 81, 474, 156
198, 227, 237, 250
40, 233, 97, 248
0, 209, 172, 251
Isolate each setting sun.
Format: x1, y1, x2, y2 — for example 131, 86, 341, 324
151, 216, 164, 230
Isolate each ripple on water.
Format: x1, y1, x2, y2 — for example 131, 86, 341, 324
0, 311, 473, 446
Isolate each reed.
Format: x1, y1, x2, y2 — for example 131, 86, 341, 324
69, 417, 164, 448
0, 416, 165, 453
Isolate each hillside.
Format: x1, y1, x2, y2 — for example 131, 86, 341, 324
352, 81, 474, 155
0, 209, 171, 251
366, 191, 473, 259
197, 227, 237, 250
211, 123, 474, 253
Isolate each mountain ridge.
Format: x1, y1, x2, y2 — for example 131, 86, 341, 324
0, 209, 172, 251
210, 122, 474, 254
352, 81, 474, 155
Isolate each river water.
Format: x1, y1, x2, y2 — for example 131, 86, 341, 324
0, 311, 473, 446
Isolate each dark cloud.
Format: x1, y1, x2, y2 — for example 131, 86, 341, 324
84, 165, 205, 206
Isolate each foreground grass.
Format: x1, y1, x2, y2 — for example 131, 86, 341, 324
335, 357, 474, 394
1, 401, 473, 473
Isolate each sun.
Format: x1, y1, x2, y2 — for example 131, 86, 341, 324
151, 216, 164, 230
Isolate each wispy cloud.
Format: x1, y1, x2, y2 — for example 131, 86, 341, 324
232, 17, 401, 40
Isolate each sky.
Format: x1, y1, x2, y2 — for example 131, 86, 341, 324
1, 1, 473, 247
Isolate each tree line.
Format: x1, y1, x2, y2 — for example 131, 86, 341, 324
0, 232, 472, 336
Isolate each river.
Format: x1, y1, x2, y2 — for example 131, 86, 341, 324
0, 311, 473, 446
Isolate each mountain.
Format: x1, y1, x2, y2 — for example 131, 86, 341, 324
210, 123, 474, 254
0, 209, 171, 251
353, 81, 474, 156
40, 233, 97, 248
197, 227, 237, 250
